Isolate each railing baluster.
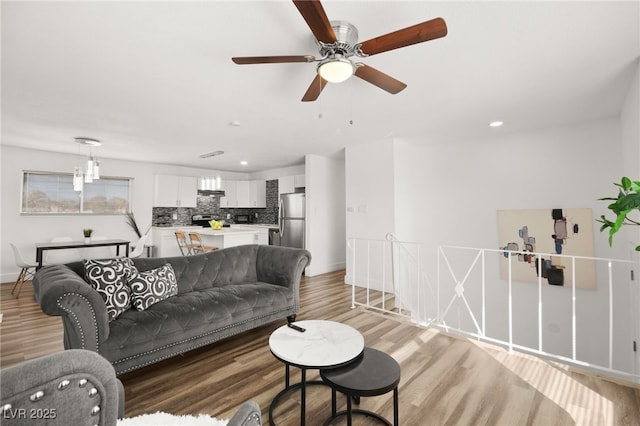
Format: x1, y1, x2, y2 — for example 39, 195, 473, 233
481, 249, 485, 337
366, 240, 371, 307
351, 239, 356, 309
508, 251, 513, 353
382, 239, 386, 312
571, 257, 578, 361
538, 253, 543, 352
608, 260, 613, 370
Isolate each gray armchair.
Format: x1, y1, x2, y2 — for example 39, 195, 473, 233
0, 349, 262, 425
0, 349, 125, 425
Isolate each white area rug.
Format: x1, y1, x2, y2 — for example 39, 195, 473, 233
118, 412, 227, 426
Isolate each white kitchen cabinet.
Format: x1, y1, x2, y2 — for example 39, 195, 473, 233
230, 225, 269, 245
236, 180, 250, 207
220, 180, 237, 208
154, 175, 197, 207
249, 180, 266, 207
254, 228, 269, 245
278, 175, 295, 196
294, 174, 305, 188
220, 180, 266, 208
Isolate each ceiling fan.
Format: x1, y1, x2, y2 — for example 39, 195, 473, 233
232, 0, 447, 102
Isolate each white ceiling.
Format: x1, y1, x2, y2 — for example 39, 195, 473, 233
2, 1, 639, 173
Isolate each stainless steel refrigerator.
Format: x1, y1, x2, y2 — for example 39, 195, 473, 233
278, 193, 305, 248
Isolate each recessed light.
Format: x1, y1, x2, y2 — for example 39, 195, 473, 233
489, 121, 504, 127
229, 120, 241, 127
240, 160, 248, 166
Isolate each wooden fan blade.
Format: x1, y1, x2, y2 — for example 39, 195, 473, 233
354, 64, 407, 94
358, 18, 447, 56
301, 74, 328, 102
232, 55, 316, 64
293, 0, 337, 44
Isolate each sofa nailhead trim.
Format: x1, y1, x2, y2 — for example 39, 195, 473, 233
30, 391, 44, 402
57, 293, 99, 352
58, 379, 70, 390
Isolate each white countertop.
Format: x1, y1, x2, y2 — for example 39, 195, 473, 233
152, 226, 202, 230
197, 227, 259, 236
231, 224, 278, 229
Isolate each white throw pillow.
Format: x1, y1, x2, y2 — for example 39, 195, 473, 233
84, 258, 136, 321
128, 263, 178, 311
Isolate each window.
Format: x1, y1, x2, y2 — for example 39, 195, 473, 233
21, 171, 132, 214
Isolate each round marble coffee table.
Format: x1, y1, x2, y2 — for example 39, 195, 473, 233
268, 320, 364, 426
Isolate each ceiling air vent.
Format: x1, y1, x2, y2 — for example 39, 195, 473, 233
199, 150, 224, 159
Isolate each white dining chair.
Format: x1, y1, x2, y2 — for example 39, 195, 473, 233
43, 237, 82, 265
129, 233, 150, 258
9, 243, 38, 298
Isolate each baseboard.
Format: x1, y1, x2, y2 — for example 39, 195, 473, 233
305, 261, 346, 277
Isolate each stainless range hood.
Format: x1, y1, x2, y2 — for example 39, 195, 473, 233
197, 189, 224, 196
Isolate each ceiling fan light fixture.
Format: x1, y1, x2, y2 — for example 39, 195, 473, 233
317, 57, 354, 83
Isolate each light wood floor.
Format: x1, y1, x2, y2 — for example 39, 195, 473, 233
2, 271, 640, 425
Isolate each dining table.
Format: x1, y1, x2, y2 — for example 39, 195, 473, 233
35, 238, 130, 269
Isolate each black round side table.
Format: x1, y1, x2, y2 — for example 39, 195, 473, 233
320, 347, 401, 426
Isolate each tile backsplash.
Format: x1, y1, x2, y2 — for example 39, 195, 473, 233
152, 179, 279, 227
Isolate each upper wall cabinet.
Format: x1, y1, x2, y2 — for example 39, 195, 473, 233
221, 180, 266, 208
154, 175, 198, 207
278, 176, 295, 196
219, 180, 237, 208
279, 174, 305, 196
249, 180, 266, 208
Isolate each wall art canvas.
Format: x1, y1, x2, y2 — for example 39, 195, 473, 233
497, 208, 596, 289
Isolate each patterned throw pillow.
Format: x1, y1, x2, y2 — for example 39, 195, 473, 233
84, 258, 136, 321
128, 263, 178, 311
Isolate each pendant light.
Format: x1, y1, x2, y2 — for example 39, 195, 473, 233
74, 137, 102, 191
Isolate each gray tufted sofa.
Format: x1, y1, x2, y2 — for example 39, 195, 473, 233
33, 244, 311, 375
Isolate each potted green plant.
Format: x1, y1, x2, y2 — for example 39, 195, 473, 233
83, 228, 93, 243
598, 176, 640, 251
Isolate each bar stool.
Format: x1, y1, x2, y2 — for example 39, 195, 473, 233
188, 232, 218, 253
320, 347, 401, 426
175, 230, 198, 256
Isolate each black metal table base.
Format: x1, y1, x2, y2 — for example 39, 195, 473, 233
268, 364, 331, 426
322, 387, 398, 426
323, 409, 392, 426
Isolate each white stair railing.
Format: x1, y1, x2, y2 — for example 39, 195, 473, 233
348, 237, 640, 383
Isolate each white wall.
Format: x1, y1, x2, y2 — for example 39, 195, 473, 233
0, 145, 248, 282
345, 139, 396, 287
619, 60, 640, 374
397, 119, 625, 260
346, 117, 638, 375
249, 165, 304, 181
620, 60, 640, 251
304, 153, 345, 276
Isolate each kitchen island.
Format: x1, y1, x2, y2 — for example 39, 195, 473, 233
196, 227, 260, 250
151, 226, 260, 257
